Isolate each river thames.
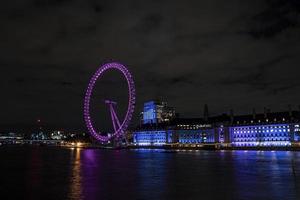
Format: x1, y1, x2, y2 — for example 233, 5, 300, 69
0, 146, 300, 200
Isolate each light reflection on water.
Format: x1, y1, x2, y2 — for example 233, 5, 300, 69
0, 147, 300, 200
68, 148, 82, 200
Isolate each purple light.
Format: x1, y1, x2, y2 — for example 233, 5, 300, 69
83, 62, 136, 142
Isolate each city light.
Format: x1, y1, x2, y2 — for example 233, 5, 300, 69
133, 101, 300, 148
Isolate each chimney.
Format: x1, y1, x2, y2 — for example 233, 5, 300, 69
204, 104, 209, 121
288, 104, 293, 118
264, 107, 267, 118
230, 109, 234, 124
252, 108, 256, 119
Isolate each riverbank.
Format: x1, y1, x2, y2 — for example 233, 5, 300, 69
1, 142, 300, 151
127, 145, 300, 151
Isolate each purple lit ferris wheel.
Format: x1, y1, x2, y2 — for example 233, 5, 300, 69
83, 62, 136, 142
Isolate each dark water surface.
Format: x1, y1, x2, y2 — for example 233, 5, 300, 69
0, 146, 300, 200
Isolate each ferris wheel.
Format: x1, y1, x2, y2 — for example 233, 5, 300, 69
83, 62, 136, 142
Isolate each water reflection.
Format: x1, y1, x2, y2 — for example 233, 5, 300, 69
81, 149, 102, 200
26, 148, 42, 199
4, 147, 297, 200
68, 148, 82, 199
136, 150, 167, 199
232, 151, 300, 199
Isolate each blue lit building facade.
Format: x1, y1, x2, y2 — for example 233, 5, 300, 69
133, 130, 174, 146
294, 124, 300, 142
132, 101, 300, 148
231, 124, 292, 147
176, 129, 215, 144
132, 128, 215, 146
132, 122, 300, 148
142, 100, 176, 125
143, 101, 158, 124
229, 111, 300, 147
174, 123, 215, 144
132, 119, 219, 147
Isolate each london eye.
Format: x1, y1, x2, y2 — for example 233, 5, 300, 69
83, 62, 136, 142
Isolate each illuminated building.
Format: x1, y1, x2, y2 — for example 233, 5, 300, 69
174, 118, 215, 144
133, 116, 217, 146
229, 111, 300, 147
50, 131, 66, 140
294, 124, 300, 142
161, 101, 176, 123
31, 131, 48, 140
142, 100, 176, 124
0, 132, 24, 140
133, 130, 174, 146
142, 101, 157, 124
176, 129, 215, 144
231, 124, 292, 147
133, 101, 300, 148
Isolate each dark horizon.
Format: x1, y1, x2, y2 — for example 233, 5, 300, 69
2, 102, 300, 134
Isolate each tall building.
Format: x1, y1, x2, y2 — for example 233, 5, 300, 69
142, 100, 176, 124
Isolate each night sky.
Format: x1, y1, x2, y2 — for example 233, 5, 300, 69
1, 0, 300, 132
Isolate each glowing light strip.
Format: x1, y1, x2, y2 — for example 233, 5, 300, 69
84, 62, 136, 142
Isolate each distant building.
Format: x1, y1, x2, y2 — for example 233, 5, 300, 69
0, 132, 23, 140
0, 132, 24, 144
31, 131, 48, 140
50, 131, 66, 140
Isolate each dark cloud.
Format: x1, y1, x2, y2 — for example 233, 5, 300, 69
60, 81, 73, 86
169, 75, 194, 85
134, 14, 163, 33
1, 0, 300, 132
33, 0, 72, 8
220, 56, 289, 90
245, 0, 300, 38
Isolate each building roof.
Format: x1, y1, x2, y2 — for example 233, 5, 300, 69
232, 111, 300, 125
134, 110, 300, 130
